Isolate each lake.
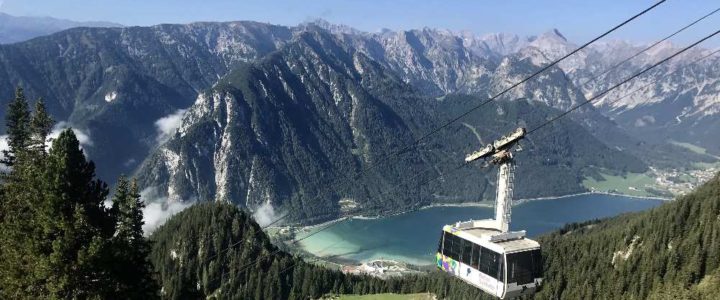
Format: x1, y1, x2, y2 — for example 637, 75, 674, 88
296, 193, 665, 266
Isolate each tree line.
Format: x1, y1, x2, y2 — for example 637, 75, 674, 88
0, 88, 157, 299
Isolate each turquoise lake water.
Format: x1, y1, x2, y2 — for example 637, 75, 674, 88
296, 194, 665, 265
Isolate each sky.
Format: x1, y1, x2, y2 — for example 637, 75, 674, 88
1, 0, 719, 46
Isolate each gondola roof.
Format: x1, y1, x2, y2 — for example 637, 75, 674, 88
443, 225, 540, 253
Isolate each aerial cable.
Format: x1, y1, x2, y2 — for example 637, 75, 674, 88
600, 47, 720, 109
356, 0, 666, 164
577, 6, 720, 89
528, 28, 720, 135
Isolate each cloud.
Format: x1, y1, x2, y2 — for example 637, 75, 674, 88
0, 135, 8, 171
253, 201, 279, 227
0, 134, 8, 155
0, 122, 92, 157
154, 109, 187, 143
49, 121, 93, 147
140, 186, 194, 234
142, 200, 193, 235
123, 158, 137, 167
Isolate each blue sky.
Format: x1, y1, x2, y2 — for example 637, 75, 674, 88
1, 0, 719, 46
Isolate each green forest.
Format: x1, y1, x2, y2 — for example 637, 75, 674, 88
2, 86, 720, 299
536, 169, 720, 299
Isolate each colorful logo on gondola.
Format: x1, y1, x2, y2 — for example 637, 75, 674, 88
436, 253, 458, 274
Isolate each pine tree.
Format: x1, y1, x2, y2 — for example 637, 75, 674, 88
111, 176, 159, 299
0, 88, 48, 298
29, 99, 54, 156
41, 129, 113, 298
2, 87, 31, 167
1, 95, 162, 298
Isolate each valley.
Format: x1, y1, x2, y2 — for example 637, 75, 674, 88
1, 3, 720, 298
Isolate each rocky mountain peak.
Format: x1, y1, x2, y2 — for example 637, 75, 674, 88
478, 32, 529, 56
530, 28, 573, 50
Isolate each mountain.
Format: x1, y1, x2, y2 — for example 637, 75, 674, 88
0, 12, 121, 44
593, 50, 720, 154
135, 29, 646, 222
537, 172, 720, 299
332, 26, 498, 96
475, 32, 532, 56
321, 25, 714, 168
0, 20, 711, 223
510, 31, 720, 155
136, 29, 437, 223
0, 21, 294, 182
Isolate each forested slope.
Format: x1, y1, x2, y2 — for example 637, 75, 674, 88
536, 173, 720, 299
149, 202, 501, 299
150, 202, 397, 299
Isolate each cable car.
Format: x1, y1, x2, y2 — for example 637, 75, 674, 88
435, 128, 543, 299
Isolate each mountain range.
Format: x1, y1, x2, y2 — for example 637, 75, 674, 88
0, 12, 121, 44
0, 19, 717, 223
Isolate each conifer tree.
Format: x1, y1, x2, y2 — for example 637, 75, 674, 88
111, 176, 159, 299
29, 99, 54, 156
2, 87, 31, 167
41, 129, 113, 298
1, 92, 162, 298
0, 88, 47, 298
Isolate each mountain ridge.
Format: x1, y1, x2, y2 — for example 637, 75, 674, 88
0, 12, 122, 44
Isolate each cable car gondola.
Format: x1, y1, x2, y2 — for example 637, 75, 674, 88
436, 127, 543, 299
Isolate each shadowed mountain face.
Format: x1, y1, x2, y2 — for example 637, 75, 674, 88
135, 30, 646, 223
0, 13, 122, 44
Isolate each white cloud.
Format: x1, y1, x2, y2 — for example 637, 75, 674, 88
104, 91, 118, 103
154, 109, 187, 143
123, 158, 137, 167
0, 123, 92, 157
142, 201, 193, 235
0, 135, 8, 171
140, 186, 194, 234
49, 121, 93, 147
0, 134, 8, 155
253, 201, 279, 227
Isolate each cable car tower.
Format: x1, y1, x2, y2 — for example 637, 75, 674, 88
436, 127, 543, 299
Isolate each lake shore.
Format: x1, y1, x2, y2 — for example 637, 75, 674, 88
290, 192, 666, 267
425, 191, 672, 210
284, 191, 672, 232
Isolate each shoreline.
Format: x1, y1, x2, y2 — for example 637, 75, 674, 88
289, 191, 670, 267
285, 191, 671, 232
420, 191, 671, 210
